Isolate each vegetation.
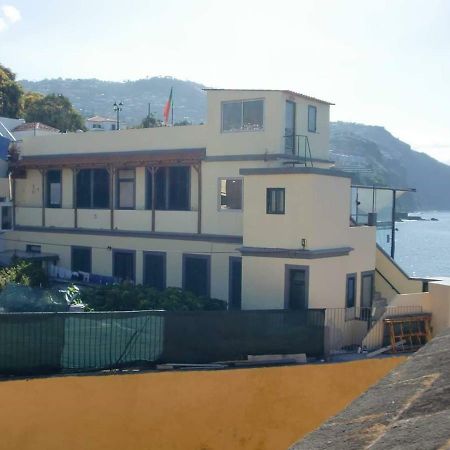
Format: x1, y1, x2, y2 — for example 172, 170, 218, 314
138, 113, 163, 128
24, 93, 86, 132
0, 259, 49, 290
0, 63, 23, 118
79, 284, 227, 312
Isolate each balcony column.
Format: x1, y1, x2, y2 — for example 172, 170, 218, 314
39, 168, 46, 227
149, 166, 158, 232
72, 168, 78, 228
193, 163, 202, 234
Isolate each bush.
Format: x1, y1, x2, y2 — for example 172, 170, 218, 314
79, 284, 227, 312
0, 260, 49, 290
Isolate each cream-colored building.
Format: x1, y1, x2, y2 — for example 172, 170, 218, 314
0, 89, 401, 318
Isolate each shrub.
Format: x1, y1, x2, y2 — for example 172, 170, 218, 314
0, 259, 49, 290
79, 284, 227, 312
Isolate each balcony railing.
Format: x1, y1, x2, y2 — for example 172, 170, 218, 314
284, 134, 313, 167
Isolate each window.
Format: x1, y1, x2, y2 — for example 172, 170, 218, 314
46, 170, 62, 208
183, 255, 210, 297
143, 252, 166, 290
92, 123, 102, 129
219, 178, 242, 210
76, 169, 110, 209
113, 250, 135, 283
26, 244, 41, 253
266, 188, 285, 214
221, 99, 264, 132
308, 105, 317, 132
1, 206, 12, 230
71, 247, 92, 273
111, 124, 116, 130
116, 169, 135, 209
146, 166, 190, 211
346, 274, 356, 309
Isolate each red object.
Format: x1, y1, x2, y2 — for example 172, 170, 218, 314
163, 88, 173, 124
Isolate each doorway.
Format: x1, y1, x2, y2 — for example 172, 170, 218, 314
285, 265, 309, 310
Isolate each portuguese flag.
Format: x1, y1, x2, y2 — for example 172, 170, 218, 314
163, 87, 173, 125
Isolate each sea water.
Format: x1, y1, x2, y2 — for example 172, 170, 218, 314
395, 211, 450, 278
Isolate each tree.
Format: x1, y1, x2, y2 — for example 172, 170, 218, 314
174, 119, 192, 127
24, 93, 86, 132
0, 63, 23, 118
139, 113, 162, 128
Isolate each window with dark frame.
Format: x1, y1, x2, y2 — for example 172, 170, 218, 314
116, 169, 135, 209
266, 188, 285, 214
308, 105, 317, 132
76, 168, 110, 209
346, 274, 356, 309
26, 244, 41, 253
220, 178, 242, 210
113, 251, 135, 283
71, 247, 92, 273
221, 99, 264, 132
1, 206, 12, 230
183, 255, 210, 297
146, 166, 190, 211
143, 252, 166, 290
46, 169, 62, 208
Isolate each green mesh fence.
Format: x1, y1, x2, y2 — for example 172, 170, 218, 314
0, 309, 325, 376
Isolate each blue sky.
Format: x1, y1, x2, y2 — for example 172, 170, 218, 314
1, 0, 450, 162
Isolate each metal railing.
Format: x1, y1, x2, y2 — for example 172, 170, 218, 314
325, 305, 424, 355
284, 134, 314, 167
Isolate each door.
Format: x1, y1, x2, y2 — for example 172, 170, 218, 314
229, 257, 242, 310
285, 100, 296, 154
287, 268, 308, 310
360, 272, 374, 321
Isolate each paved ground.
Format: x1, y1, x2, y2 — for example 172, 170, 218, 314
290, 327, 450, 450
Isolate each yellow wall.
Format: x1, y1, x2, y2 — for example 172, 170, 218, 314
375, 246, 423, 294
243, 173, 351, 249
0, 358, 405, 450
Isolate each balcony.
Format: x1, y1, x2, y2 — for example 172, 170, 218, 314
283, 134, 313, 166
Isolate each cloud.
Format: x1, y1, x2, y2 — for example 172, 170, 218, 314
1, 4, 21, 23
0, 17, 6, 32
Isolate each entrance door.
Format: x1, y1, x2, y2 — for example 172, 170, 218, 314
287, 268, 308, 310
285, 101, 296, 154
229, 257, 242, 310
360, 272, 374, 321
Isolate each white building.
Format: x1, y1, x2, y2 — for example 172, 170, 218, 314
85, 116, 124, 132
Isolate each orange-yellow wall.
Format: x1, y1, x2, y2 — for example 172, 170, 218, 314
0, 358, 405, 450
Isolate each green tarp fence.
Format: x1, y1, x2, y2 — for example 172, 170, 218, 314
0, 309, 325, 376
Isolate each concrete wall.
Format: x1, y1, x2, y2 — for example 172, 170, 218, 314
0, 358, 405, 450
19, 124, 207, 156
375, 246, 423, 294
243, 173, 351, 249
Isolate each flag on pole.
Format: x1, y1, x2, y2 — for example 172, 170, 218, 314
163, 88, 173, 125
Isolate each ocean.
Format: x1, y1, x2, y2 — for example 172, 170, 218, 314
395, 210, 450, 278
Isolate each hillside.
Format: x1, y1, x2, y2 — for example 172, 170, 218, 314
18, 77, 450, 211
20, 77, 207, 125
330, 122, 450, 211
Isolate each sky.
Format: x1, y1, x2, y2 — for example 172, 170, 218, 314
1, 0, 450, 163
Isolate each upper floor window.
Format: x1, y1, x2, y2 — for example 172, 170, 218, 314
146, 166, 190, 211
308, 105, 317, 133
116, 169, 135, 209
219, 178, 242, 210
221, 99, 264, 132
46, 169, 62, 208
266, 188, 285, 214
76, 168, 110, 209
